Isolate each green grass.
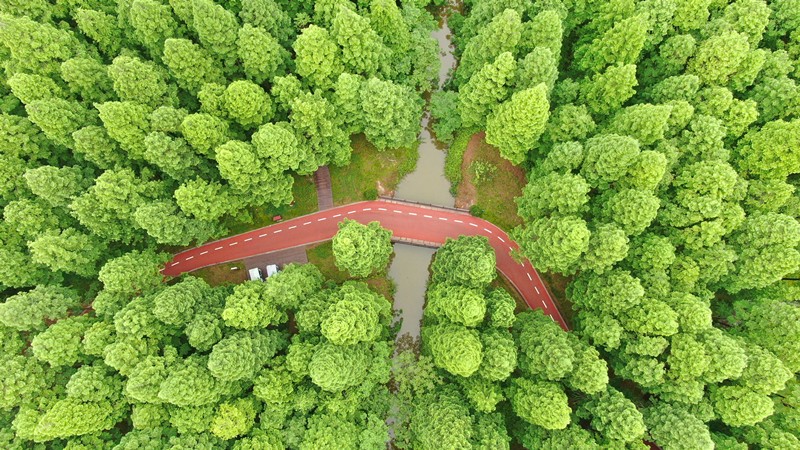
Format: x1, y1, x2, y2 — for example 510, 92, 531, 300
330, 134, 418, 205
306, 241, 396, 301
470, 138, 526, 231
193, 261, 247, 287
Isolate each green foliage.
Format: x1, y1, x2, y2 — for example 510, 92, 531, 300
456, 9, 522, 86
424, 323, 483, 377
308, 342, 371, 392
509, 379, 571, 430
0, 285, 79, 331
293, 25, 342, 90
409, 389, 474, 450
582, 388, 645, 444
516, 216, 590, 274
486, 83, 551, 165
459, 52, 516, 129
426, 283, 487, 327
4, 0, 800, 447
361, 77, 422, 150
430, 91, 462, 143
332, 219, 393, 278
644, 402, 714, 450
331, 7, 387, 78
431, 235, 496, 289
223, 80, 273, 128
321, 283, 387, 345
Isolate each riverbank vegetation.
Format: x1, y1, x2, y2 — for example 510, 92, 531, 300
431, 0, 800, 447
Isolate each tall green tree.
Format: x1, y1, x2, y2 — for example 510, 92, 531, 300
332, 219, 393, 278
486, 83, 551, 165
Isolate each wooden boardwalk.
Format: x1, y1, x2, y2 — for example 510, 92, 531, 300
313, 166, 334, 210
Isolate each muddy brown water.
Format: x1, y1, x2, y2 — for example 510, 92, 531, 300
389, 14, 458, 341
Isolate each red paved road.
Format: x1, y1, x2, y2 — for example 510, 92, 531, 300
162, 199, 567, 330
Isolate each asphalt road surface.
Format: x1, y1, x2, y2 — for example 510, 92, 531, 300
162, 199, 568, 330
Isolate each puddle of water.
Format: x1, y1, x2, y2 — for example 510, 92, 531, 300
389, 244, 436, 339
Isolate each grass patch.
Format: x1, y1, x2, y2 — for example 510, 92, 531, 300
193, 261, 247, 287
330, 134, 418, 205
469, 138, 526, 231
306, 241, 396, 301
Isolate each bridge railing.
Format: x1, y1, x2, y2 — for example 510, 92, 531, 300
391, 236, 442, 249
378, 196, 471, 214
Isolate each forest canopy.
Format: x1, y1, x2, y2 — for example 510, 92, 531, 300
2, 0, 800, 449
427, 0, 800, 448
0, 0, 438, 448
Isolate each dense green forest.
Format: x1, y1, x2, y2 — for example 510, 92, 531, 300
430, 0, 800, 448
0, 0, 436, 447
1, 0, 800, 449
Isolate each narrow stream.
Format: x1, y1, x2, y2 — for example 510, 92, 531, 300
389, 12, 458, 341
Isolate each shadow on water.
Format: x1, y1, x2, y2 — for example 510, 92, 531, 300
389, 244, 436, 339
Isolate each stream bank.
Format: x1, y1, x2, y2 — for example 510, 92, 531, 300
389, 8, 458, 342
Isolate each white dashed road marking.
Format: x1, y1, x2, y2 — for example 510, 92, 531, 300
171, 262, 180, 266
378, 208, 387, 211
215, 246, 224, 250
259, 234, 268, 238
535, 287, 540, 294
289, 225, 297, 230
498, 237, 506, 243
229, 242, 238, 246
438, 217, 448, 221
244, 238, 252, 242
393, 210, 403, 214
333, 214, 341, 218
317, 217, 326, 222
363, 208, 372, 211
469, 223, 478, 227
347, 210, 357, 214
200, 251, 208, 255
303, 222, 312, 226
185, 256, 194, 261
424, 215, 433, 219
527, 273, 532, 281
274, 229, 283, 234
483, 228, 492, 234
408, 212, 417, 216
454, 219, 463, 223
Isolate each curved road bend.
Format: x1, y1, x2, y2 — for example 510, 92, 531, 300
162, 199, 568, 330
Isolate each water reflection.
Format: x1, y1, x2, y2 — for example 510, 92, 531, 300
389, 244, 436, 339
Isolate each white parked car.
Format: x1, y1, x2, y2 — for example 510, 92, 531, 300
248, 268, 263, 281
